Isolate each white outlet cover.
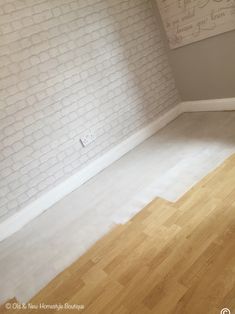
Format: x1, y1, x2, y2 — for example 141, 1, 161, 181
80, 129, 96, 147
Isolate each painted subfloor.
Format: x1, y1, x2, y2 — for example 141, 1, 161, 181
1, 111, 235, 304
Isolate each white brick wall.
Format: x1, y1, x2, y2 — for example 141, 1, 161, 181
0, 0, 179, 219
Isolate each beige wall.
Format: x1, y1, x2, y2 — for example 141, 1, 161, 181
151, 0, 235, 101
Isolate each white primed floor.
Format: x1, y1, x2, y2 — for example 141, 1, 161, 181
1, 111, 235, 304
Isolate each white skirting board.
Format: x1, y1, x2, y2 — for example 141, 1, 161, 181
179, 98, 235, 112
1, 97, 235, 242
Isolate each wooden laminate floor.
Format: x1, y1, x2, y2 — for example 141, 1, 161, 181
2, 111, 235, 304
2, 154, 235, 313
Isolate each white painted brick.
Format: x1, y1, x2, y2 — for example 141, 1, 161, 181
13, 141, 24, 152
27, 187, 37, 198
12, 146, 34, 162
17, 193, 28, 205
1, 168, 12, 178
2, 146, 14, 158
7, 200, 18, 210
8, 179, 21, 191
12, 161, 23, 171
3, 125, 15, 137
0, 186, 9, 198
0, 0, 179, 218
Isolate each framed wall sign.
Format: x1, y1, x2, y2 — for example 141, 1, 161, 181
157, 0, 235, 49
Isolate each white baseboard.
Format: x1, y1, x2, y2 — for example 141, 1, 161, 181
1, 97, 235, 242
180, 97, 235, 112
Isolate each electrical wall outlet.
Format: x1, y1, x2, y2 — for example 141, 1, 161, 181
80, 129, 96, 147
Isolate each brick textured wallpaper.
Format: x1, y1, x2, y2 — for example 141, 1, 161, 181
0, 0, 179, 219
